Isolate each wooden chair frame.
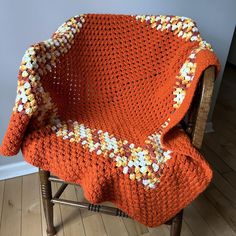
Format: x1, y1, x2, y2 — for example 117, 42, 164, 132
39, 66, 216, 236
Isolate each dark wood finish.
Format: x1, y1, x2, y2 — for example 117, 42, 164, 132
39, 66, 216, 236
53, 183, 68, 199
49, 176, 80, 186
39, 169, 56, 236
185, 66, 215, 143
192, 67, 215, 148
170, 210, 183, 236
51, 198, 129, 217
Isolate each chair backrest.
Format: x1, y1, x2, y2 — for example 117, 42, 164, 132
185, 66, 215, 148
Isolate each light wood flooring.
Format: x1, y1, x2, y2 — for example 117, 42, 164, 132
0, 64, 236, 236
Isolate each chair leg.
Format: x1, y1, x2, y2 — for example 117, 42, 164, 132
39, 169, 56, 236
170, 210, 183, 236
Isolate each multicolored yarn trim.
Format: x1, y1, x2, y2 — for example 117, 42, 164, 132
13, 15, 86, 119
135, 15, 210, 44
51, 119, 172, 189
135, 15, 213, 110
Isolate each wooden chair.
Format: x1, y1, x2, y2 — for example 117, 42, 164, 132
39, 66, 216, 236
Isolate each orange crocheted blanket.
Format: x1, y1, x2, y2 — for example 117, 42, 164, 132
0, 14, 220, 227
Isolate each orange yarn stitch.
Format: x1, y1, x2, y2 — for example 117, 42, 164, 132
0, 14, 220, 227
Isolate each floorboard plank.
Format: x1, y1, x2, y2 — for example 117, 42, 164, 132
192, 194, 235, 236
148, 224, 169, 236
133, 221, 149, 235
0, 177, 22, 236
122, 218, 139, 236
204, 133, 236, 172
22, 174, 42, 236
82, 214, 107, 236
204, 185, 236, 233
211, 169, 236, 207
201, 142, 232, 174
223, 171, 236, 190
102, 214, 129, 236
59, 184, 86, 236
181, 220, 195, 236
183, 204, 215, 236
0, 181, 5, 230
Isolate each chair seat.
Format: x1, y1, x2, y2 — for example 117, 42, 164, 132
24, 115, 174, 186
22, 119, 211, 227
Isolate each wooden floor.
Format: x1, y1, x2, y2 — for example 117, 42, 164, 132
0, 64, 236, 236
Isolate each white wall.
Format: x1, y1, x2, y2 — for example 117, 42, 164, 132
0, 0, 236, 173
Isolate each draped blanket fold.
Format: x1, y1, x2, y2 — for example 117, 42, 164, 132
0, 14, 220, 227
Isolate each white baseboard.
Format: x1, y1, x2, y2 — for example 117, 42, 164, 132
205, 121, 215, 133
0, 161, 38, 180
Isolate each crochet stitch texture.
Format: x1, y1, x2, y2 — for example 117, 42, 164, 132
0, 14, 220, 227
